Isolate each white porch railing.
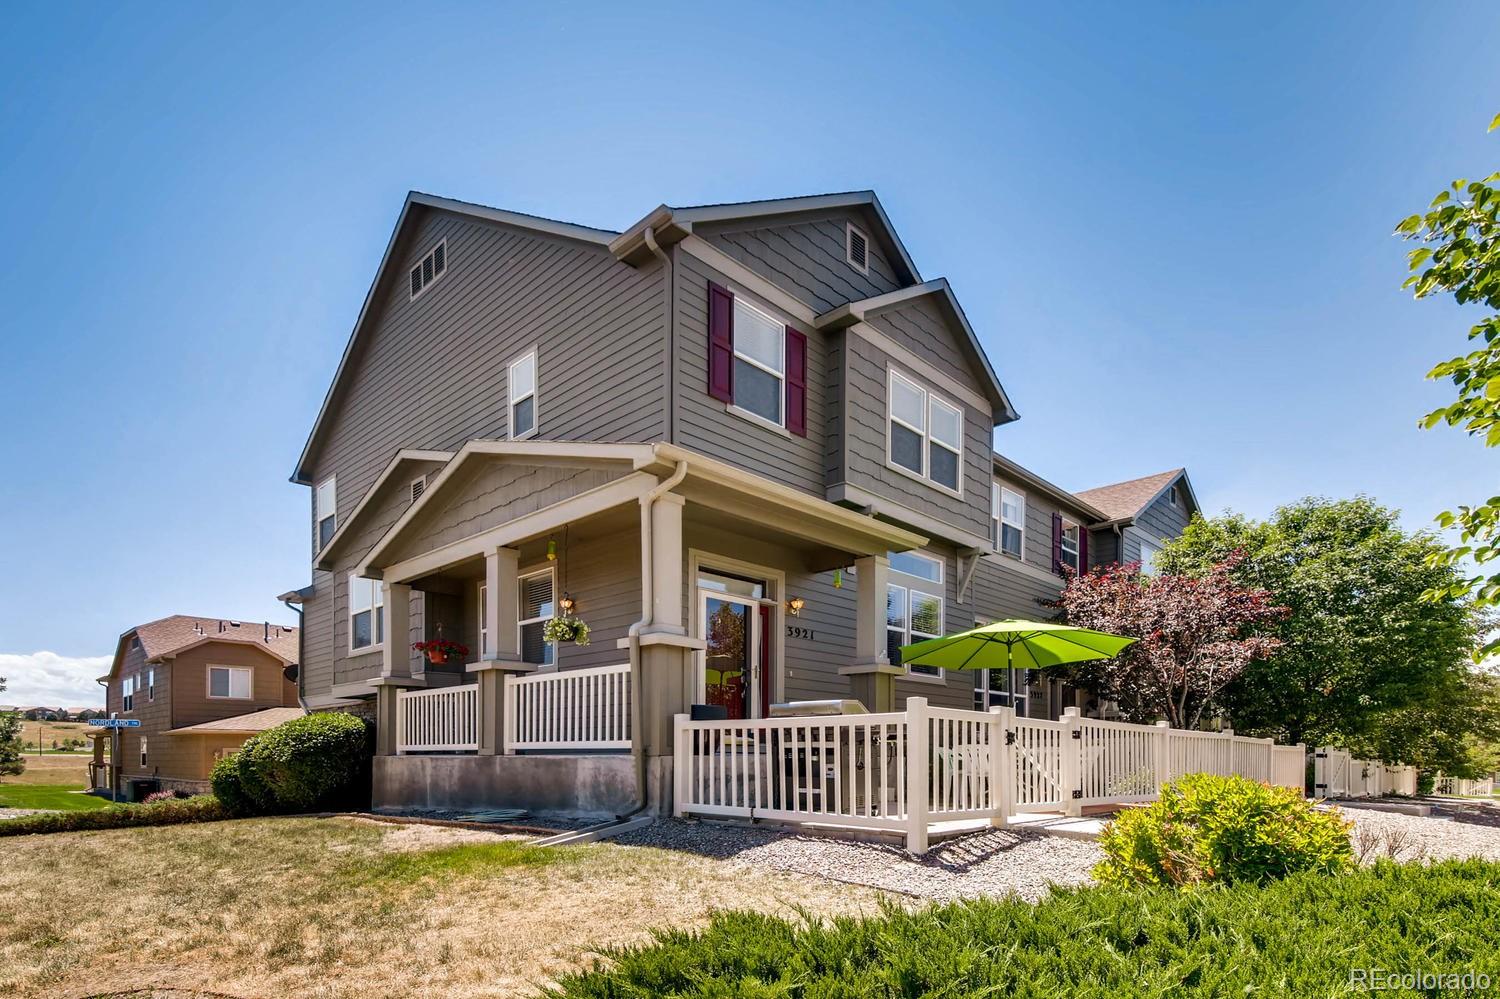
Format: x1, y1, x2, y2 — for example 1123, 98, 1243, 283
396, 685, 479, 753
504, 663, 631, 752
675, 698, 1314, 854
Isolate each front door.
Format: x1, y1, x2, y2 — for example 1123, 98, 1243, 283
702, 592, 758, 719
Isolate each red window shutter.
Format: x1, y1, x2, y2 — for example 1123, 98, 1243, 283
1051, 513, 1063, 575
786, 326, 807, 436
707, 281, 734, 402
1078, 527, 1089, 575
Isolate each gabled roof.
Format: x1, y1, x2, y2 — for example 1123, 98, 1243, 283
102, 616, 299, 682
610, 191, 921, 286
1075, 469, 1196, 523
992, 453, 1107, 523
313, 448, 454, 570
168, 707, 306, 736
816, 280, 1018, 424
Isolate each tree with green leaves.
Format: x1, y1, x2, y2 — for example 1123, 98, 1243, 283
1399, 112, 1500, 657
1155, 497, 1484, 762
0, 676, 24, 779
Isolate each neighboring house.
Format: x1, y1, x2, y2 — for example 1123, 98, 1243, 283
286, 189, 1197, 816
1075, 468, 1200, 574
92, 616, 301, 798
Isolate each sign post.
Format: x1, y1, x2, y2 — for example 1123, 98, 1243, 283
89, 715, 141, 802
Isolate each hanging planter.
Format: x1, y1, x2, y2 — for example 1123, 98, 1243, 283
412, 638, 469, 665
542, 614, 591, 647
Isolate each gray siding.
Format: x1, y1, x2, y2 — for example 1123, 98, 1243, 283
1122, 482, 1192, 564
694, 209, 904, 315
673, 248, 829, 495
863, 297, 986, 405
304, 206, 668, 554
841, 336, 992, 542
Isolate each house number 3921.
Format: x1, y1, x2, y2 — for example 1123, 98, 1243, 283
786, 625, 815, 641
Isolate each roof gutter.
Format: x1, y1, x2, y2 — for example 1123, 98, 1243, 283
279, 588, 312, 712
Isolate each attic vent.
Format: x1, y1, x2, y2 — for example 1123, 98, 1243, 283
409, 239, 448, 300
846, 223, 870, 275
1168, 485, 1180, 507
410, 475, 427, 503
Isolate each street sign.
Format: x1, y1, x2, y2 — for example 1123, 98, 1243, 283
88, 718, 141, 728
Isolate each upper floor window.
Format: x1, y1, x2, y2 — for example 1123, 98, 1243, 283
509, 350, 538, 439
846, 222, 870, 274
889, 550, 943, 584
208, 665, 252, 700
348, 574, 385, 652
147, 668, 156, 702
706, 282, 807, 436
315, 477, 337, 550
1059, 521, 1080, 573
1168, 484, 1181, 507
130, 636, 141, 652
994, 486, 1025, 558
121, 674, 136, 712
519, 568, 555, 666
887, 369, 963, 493
1139, 538, 1162, 575
409, 239, 447, 300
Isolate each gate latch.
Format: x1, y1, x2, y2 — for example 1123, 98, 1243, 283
1005, 730, 1016, 745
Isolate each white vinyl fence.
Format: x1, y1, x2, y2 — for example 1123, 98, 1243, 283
1314, 749, 1418, 798
1433, 775, 1495, 797
675, 698, 1311, 853
396, 685, 479, 753
504, 663, 631, 751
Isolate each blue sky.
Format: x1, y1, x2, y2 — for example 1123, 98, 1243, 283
2, 3, 1497, 704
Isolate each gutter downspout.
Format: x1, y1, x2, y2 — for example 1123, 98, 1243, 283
623, 456, 689, 818
644, 226, 675, 442
282, 594, 309, 711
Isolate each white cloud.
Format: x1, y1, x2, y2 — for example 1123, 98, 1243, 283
0, 651, 112, 709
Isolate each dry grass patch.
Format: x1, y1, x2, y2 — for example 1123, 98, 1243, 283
0, 816, 887, 999
4, 753, 91, 787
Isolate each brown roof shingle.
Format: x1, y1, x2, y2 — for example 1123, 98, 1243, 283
131, 615, 299, 664
168, 706, 306, 735
1074, 469, 1184, 521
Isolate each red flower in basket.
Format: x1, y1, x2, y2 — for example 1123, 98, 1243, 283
412, 638, 470, 665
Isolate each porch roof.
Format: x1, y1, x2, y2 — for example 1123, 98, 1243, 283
357, 441, 928, 581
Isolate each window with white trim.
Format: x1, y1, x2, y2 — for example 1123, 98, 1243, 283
995, 486, 1024, 558
409, 239, 446, 299
147, 668, 156, 702
207, 666, 252, 700
1168, 484, 1180, 507
140, 737, 148, 767
846, 222, 870, 274
121, 675, 136, 712
518, 568, 555, 666
888, 551, 945, 679
887, 369, 963, 492
1059, 522, 1080, 572
477, 582, 489, 659
1139, 538, 1162, 576
731, 298, 785, 426
509, 350, 537, 439
315, 477, 337, 550
889, 550, 943, 584
348, 574, 385, 651
974, 669, 1029, 716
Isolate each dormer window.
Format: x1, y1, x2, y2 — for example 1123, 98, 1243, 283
887, 369, 963, 494
705, 282, 807, 436
409, 239, 447, 300
846, 222, 870, 274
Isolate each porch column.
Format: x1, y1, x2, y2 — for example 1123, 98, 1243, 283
839, 553, 902, 711
648, 493, 686, 636
381, 581, 411, 678
474, 546, 532, 756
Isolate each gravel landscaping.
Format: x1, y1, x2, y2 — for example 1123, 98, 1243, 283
1337, 799, 1500, 863
0, 808, 47, 821
615, 818, 1103, 902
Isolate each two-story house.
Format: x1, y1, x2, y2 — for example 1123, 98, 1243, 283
93, 615, 301, 799
286, 191, 1197, 817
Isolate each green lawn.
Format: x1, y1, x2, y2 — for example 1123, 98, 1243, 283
0, 783, 110, 811
550, 860, 1500, 997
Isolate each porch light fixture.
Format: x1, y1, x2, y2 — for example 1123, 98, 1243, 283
786, 596, 805, 616
559, 593, 576, 614
546, 538, 557, 561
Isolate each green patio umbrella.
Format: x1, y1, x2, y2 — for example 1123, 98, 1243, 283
899, 619, 1136, 706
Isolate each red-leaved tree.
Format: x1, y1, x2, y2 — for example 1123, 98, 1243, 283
1056, 553, 1286, 728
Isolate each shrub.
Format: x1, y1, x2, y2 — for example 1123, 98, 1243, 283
1095, 773, 1354, 887
0, 795, 226, 837
233, 713, 373, 814
210, 751, 257, 816
142, 789, 188, 804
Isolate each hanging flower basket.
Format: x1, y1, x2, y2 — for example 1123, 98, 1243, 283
543, 615, 591, 647
412, 638, 469, 665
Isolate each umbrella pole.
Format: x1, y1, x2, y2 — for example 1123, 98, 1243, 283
1005, 641, 1014, 709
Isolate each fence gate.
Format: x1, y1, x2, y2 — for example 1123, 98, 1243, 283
1314, 748, 1351, 798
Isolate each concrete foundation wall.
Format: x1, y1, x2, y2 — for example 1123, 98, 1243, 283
374, 753, 666, 817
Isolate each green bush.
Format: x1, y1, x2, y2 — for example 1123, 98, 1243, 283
1096, 773, 1354, 887
548, 861, 1500, 997
233, 712, 372, 814
0, 795, 226, 837
210, 752, 257, 816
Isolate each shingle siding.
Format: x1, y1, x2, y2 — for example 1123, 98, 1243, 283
1122, 484, 1192, 564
